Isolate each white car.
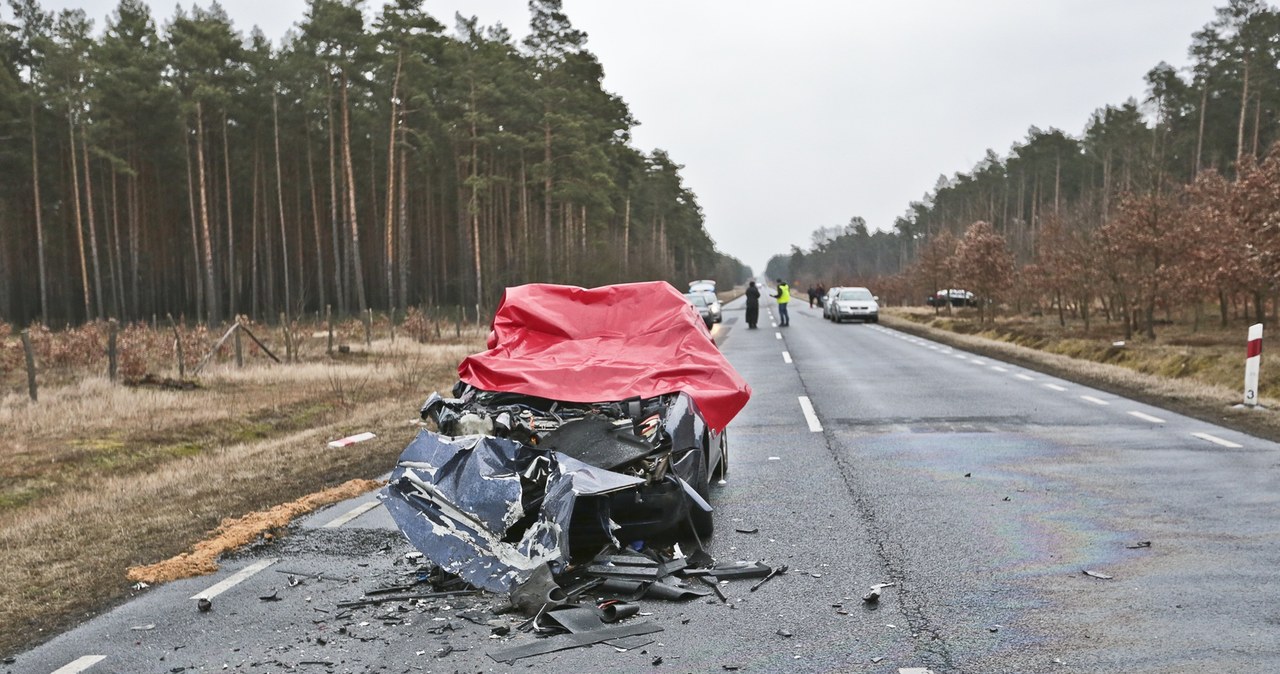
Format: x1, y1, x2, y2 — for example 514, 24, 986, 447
822, 287, 844, 320
828, 287, 879, 323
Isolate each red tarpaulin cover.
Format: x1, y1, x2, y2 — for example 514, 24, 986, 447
458, 282, 751, 432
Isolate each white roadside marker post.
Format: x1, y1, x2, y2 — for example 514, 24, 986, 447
1244, 323, 1263, 407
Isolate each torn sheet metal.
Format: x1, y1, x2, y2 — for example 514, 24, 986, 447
381, 431, 571, 594
381, 428, 656, 595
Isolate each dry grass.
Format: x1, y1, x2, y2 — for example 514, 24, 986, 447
127, 478, 383, 584
0, 329, 485, 657
882, 308, 1280, 441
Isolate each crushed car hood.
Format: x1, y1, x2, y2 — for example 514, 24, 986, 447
457, 282, 750, 432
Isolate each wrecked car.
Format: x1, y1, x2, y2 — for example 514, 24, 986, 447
380, 281, 751, 599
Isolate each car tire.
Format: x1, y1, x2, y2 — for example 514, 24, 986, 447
712, 432, 729, 481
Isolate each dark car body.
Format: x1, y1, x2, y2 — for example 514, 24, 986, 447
380, 282, 749, 596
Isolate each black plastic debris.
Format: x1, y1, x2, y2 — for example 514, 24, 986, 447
601, 601, 640, 622
539, 606, 607, 634
1126, 541, 1152, 549
487, 622, 665, 663
259, 590, 282, 602
696, 576, 727, 602
685, 561, 772, 581
735, 527, 759, 534
510, 564, 568, 615
1082, 569, 1114, 580
196, 598, 212, 612
750, 564, 788, 592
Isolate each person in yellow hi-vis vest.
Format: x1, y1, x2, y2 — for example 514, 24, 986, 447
772, 279, 790, 327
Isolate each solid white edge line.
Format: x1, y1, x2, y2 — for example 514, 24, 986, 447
1044, 383, 1067, 392
1015, 374, 1035, 381
322, 501, 382, 529
797, 396, 823, 432
1128, 411, 1167, 424
991, 366, 1008, 372
192, 558, 278, 600
51, 656, 107, 674
1081, 395, 1110, 406
782, 351, 792, 364
1192, 432, 1243, 448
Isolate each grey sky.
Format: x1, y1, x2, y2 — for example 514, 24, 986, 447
39, 0, 1221, 275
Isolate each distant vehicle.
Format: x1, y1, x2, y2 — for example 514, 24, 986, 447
696, 290, 722, 323
828, 287, 879, 323
688, 280, 716, 294
927, 289, 976, 307
686, 292, 716, 328
822, 287, 844, 320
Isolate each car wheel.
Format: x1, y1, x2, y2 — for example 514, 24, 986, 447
712, 432, 729, 480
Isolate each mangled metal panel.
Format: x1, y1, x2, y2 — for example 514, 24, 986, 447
381, 428, 649, 594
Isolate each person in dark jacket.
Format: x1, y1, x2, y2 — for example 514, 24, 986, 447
745, 281, 761, 329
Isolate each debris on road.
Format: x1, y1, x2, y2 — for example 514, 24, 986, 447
487, 622, 666, 664
1082, 569, 1114, 580
862, 581, 896, 604
1126, 541, 1152, 549
749, 564, 788, 592
196, 597, 212, 612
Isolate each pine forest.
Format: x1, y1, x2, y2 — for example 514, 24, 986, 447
0, 0, 749, 328
769, 0, 1280, 340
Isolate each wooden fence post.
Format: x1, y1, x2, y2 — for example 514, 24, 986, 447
455, 306, 462, 339
234, 319, 244, 368
364, 308, 373, 347
326, 304, 334, 356
167, 313, 185, 379
20, 329, 37, 402
107, 318, 118, 382
279, 312, 291, 363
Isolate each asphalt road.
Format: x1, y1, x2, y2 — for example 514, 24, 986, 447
14, 296, 1280, 674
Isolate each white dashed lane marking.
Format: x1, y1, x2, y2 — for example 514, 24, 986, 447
782, 351, 792, 364
1080, 395, 1110, 406
1192, 432, 1243, 448
798, 396, 823, 433
1015, 374, 1035, 381
192, 558, 277, 600
991, 366, 1008, 373
51, 656, 106, 674
322, 501, 381, 528
1129, 411, 1166, 424
1043, 383, 1067, 392
775, 332, 782, 340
